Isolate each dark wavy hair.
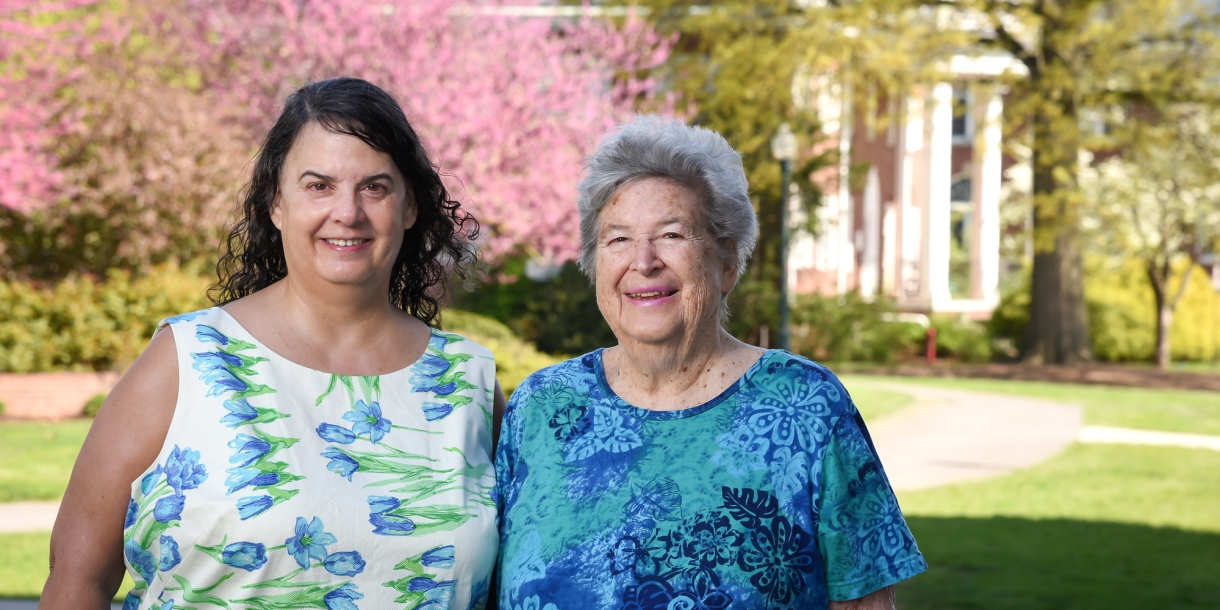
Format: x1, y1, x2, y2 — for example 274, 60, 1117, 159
211, 77, 477, 326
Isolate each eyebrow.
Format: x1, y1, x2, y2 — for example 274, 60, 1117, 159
297, 171, 395, 184
602, 218, 688, 232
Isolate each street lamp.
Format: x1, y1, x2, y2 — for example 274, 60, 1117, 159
770, 122, 797, 352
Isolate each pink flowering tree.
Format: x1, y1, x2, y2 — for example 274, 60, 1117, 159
1, 0, 673, 278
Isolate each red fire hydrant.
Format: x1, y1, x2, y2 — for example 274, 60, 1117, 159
925, 327, 938, 365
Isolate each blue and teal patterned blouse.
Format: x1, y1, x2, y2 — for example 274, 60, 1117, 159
495, 349, 926, 610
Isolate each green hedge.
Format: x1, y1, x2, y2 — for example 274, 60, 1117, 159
0, 265, 211, 372
990, 258, 1220, 363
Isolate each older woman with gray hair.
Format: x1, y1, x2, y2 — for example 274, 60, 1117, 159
495, 116, 926, 610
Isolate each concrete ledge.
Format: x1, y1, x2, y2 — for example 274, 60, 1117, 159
0, 372, 120, 420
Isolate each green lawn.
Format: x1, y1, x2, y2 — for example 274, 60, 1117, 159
846, 384, 915, 423
0, 532, 135, 599
895, 445, 1220, 609
0, 419, 93, 502
843, 374, 1220, 436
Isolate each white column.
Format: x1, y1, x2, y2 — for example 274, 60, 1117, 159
881, 203, 897, 295
836, 82, 856, 293
921, 81, 954, 308
971, 84, 1003, 304
896, 91, 924, 300
859, 166, 881, 299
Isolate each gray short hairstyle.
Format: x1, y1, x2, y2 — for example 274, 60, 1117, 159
577, 116, 759, 291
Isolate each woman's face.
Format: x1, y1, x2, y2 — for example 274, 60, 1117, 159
594, 177, 736, 349
271, 121, 415, 291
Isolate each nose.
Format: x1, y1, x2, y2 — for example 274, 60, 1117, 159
332, 188, 366, 225
630, 237, 662, 274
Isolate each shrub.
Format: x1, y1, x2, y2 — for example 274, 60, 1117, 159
82, 393, 107, 418
0, 264, 211, 372
930, 316, 993, 363
441, 309, 562, 394
452, 260, 616, 356
789, 293, 926, 362
0, 397, 6, 416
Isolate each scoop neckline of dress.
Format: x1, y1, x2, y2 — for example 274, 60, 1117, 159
212, 306, 435, 379
592, 347, 778, 420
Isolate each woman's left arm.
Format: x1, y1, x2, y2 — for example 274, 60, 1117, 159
829, 586, 895, 610
492, 380, 506, 454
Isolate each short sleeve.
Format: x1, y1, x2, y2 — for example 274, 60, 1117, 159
816, 406, 927, 601
494, 387, 525, 529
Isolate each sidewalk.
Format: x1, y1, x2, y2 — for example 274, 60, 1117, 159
866, 382, 1084, 491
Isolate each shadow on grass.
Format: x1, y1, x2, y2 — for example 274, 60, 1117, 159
898, 516, 1220, 610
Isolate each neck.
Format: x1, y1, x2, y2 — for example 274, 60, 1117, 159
605, 323, 742, 401
271, 273, 402, 340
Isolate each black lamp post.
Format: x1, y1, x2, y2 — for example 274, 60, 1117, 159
770, 122, 797, 352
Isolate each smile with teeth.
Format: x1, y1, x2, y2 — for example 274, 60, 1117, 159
627, 290, 677, 299
324, 238, 369, 247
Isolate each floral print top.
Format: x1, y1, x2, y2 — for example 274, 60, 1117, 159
122, 308, 497, 610
495, 349, 926, 610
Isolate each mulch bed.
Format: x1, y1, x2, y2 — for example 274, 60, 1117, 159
836, 362, 1220, 392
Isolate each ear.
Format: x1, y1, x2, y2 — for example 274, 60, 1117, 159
269, 191, 284, 230
719, 239, 739, 294
401, 189, 418, 231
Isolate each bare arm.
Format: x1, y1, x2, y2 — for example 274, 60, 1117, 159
829, 586, 896, 610
40, 329, 180, 609
491, 380, 506, 454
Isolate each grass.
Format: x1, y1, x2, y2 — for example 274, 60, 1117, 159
843, 374, 1220, 436
0, 532, 135, 599
846, 384, 915, 423
0, 419, 93, 502
895, 445, 1220, 609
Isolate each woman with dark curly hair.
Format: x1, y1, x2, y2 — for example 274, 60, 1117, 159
43, 78, 503, 610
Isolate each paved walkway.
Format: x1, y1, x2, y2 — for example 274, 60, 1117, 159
866, 382, 1085, 491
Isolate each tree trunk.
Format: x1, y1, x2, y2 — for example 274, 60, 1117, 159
1020, 103, 1093, 364
1151, 260, 1195, 369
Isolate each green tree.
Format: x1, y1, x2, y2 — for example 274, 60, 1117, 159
929, 0, 1220, 363
1080, 105, 1220, 368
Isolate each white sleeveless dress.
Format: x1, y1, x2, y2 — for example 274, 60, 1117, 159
120, 307, 498, 610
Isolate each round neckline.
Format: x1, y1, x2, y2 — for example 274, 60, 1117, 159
211, 306, 435, 379
592, 348, 777, 420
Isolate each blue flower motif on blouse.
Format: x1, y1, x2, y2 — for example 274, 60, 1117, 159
221, 541, 268, 571
683, 511, 744, 570
228, 434, 271, 468
160, 600, 175, 610
161, 310, 207, 326
410, 353, 458, 396
421, 545, 456, 569
193, 350, 243, 369
736, 515, 817, 606
124, 498, 138, 529
195, 324, 230, 345
122, 592, 140, 610
141, 469, 161, 495
153, 494, 185, 523
317, 422, 356, 444
368, 495, 416, 536
221, 399, 258, 427
159, 535, 181, 571
286, 516, 338, 569
194, 355, 249, 397
421, 401, 453, 422
342, 400, 391, 443
323, 583, 364, 610
236, 495, 274, 520
225, 467, 279, 494
407, 576, 456, 607
124, 539, 156, 582
162, 446, 207, 493
711, 427, 770, 477
745, 368, 832, 450
323, 551, 366, 577
323, 448, 360, 481
565, 405, 642, 462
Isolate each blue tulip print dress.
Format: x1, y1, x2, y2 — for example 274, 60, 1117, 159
495, 349, 927, 610
121, 308, 497, 610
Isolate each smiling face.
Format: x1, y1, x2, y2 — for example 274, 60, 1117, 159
270, 121, 415, 292
594, 177, 736, 349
